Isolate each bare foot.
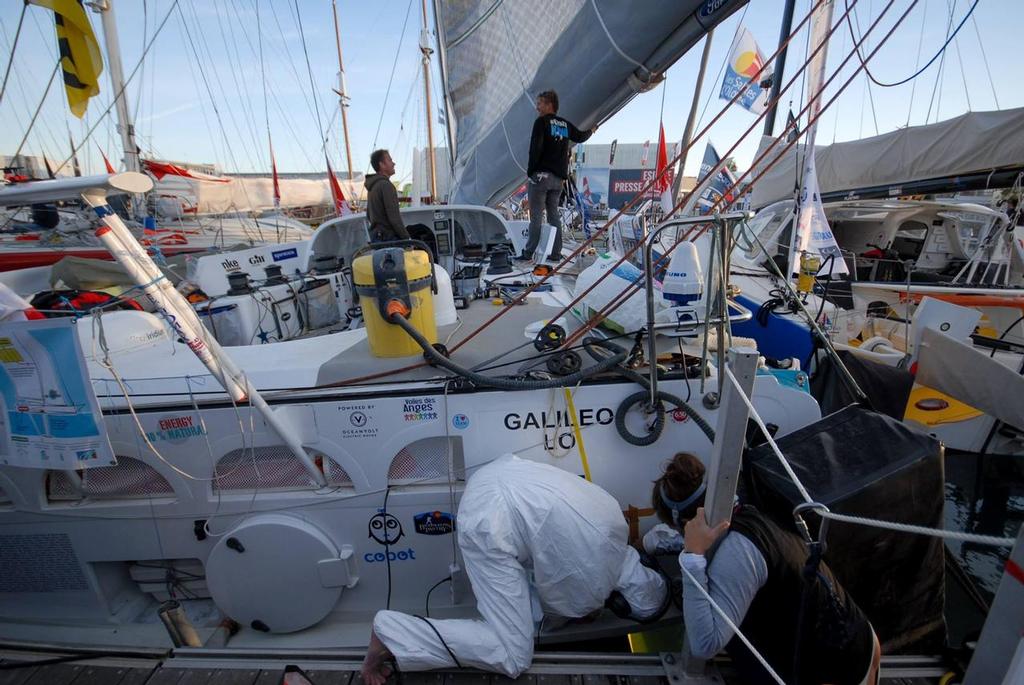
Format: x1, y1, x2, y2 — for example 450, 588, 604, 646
361, 630, 394, 685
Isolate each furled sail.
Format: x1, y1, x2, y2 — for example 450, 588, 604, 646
750, 107, 1024, 208
436, 0, 746, 207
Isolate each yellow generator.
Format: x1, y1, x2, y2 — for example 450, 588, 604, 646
353, 247, 437, 357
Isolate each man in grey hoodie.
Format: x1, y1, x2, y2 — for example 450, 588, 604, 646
365, 149, 409, 243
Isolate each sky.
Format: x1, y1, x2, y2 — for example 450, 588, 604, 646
0, 0, 1020, 190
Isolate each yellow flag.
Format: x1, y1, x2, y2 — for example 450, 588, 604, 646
28, 0, 104, 118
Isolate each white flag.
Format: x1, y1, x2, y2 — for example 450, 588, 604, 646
793, 1, 847, 276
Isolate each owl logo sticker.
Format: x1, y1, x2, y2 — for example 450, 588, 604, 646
368, 511, 404, 546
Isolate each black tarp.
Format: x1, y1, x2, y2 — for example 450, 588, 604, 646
743, 405, 946, 652
812, 350, 915, 420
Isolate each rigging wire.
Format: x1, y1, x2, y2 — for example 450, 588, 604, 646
371, 0, 416, 153
291, 0, 328, 153
950, 6, 971, 111
904, 0, 929, 126
212, 0, 266, 168
923, 0, 958, 124
845, 0, 978, 88
694, 4, 748, 130
0, 2, 27, 107
12, 60, 59, 161
969, 9, 999, 109
0, 14, 67, 166
848, 0, 880, 136
181, 0, 260, 171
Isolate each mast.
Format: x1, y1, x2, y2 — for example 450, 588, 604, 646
92, 0, 139, 176
762, 0, 797, 137
419, 0, 437, 203
331, 0, 354, 180
92, 0, 141, 217
671, 30, 714, 207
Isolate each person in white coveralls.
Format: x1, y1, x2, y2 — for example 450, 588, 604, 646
360, 454, 667, 683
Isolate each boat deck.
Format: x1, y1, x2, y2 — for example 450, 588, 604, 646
0, 652, 949, 685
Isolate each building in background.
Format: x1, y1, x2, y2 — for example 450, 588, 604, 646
574, 142, 696, 211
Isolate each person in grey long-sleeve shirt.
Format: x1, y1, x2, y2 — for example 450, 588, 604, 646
365, 149, 409, 243
653, 452, 880, 685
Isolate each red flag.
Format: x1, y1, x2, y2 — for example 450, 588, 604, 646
269, 136, 281, 210
142, 159, 230, 183
98, 145, 115, 174
655, 123, 673, 212
325, 158, 351, 216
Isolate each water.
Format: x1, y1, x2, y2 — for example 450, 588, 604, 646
944, 451, 1023, 601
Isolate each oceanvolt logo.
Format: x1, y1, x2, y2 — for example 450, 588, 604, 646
452, 414, 469, 430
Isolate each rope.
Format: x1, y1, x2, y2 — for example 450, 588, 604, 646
589, 0, 649, 74
371, 0, 415, 153
845, 0, 978, 88
678, 561, 787, 685
0, 2, 26, 107
722, 367, 1017, 549
969, 9, 999, 109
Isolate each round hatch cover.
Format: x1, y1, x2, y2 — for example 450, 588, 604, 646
205, 514, 343, 633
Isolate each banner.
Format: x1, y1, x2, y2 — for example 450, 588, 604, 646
794, 0, 847, 276
695, 143, 738, 213
719, 27, 771, 114
608, 168, 675, 209
0, 318, 114, 469
29, 0, 104, 118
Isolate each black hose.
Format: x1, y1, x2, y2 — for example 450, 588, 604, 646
582, 338, 716, 445
388, 314, 628, 390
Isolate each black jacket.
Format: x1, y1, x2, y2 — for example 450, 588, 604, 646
527, 113, 592, 179
364, 174, 409, 243
720, 506, 875, 685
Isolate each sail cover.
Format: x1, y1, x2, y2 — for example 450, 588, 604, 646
436, 0, 746, 207
749, 107, 1024, 208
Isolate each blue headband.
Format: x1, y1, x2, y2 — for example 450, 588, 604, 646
660, 481, 706, 525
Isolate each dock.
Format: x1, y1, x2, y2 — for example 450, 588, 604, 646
0, 648, 952, 684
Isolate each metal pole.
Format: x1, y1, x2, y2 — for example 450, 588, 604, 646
93, 0, 139, 176
643, 212, 751, 406
763, 0, 797, 137
671, 31, 714, 206
79, 179, 327, 488
682, 346, 758, 677
93, 0, 141, 218
331, 0, 355, 180
420, 0, 438, 203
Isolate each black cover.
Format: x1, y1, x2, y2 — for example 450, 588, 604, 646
812, 350, 914, 420
742, 405, 946, 652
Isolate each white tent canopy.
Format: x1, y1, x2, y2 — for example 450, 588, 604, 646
749, 107, 1024, 208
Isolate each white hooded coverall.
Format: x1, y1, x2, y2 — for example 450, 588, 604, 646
373, 454, 666, 677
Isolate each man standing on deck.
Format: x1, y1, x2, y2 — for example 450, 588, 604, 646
360, 454, 667, 683
365, 149, 410, 243
516, 90, 594, 263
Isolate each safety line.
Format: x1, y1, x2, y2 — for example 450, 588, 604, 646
678, 561, 787, 685
589, 0, 648, 73
722, 366, 1016, 549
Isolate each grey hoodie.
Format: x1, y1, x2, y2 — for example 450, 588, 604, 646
364, 174, 409, 242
